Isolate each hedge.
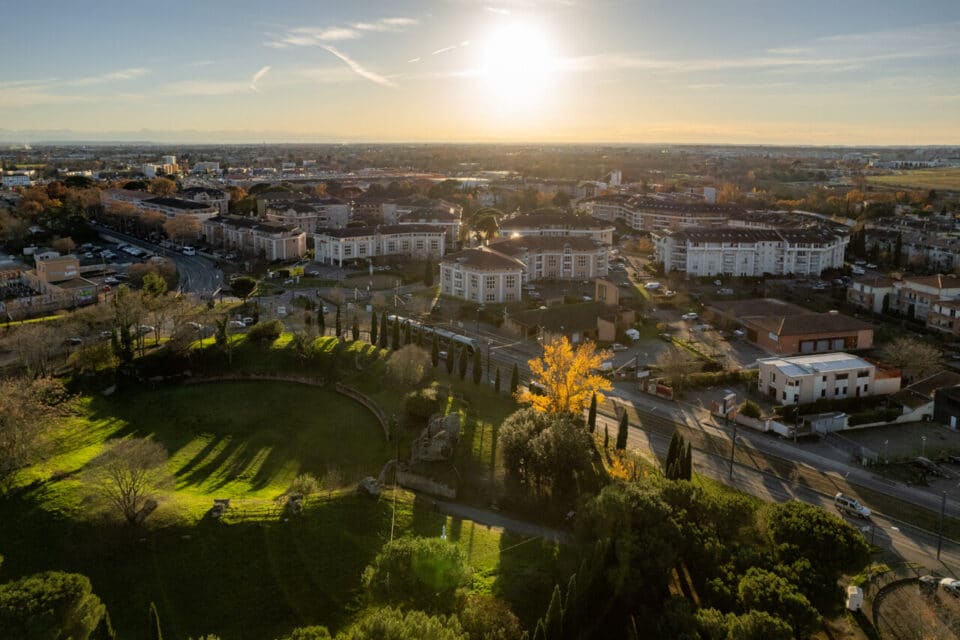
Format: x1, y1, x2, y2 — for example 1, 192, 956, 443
848, 408, 902, 426
684, 369, 758, 389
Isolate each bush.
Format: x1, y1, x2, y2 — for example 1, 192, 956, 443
405, 389, 439, 426
247, 319, 283, 344
0, 571, 105, 640
362, 537, 469, 612
739, 400, 762, 419
684, 369, 758, 389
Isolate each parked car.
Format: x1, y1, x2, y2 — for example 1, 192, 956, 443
242, 317, 255, 326
941, 578, 960, 597
181, 246, 196, 256
681, 312, 699, 321
228, 320, 246, 329
644, 281, 661, 291
137, 325, 155, 335
612, 343, 628, 352
834, 493, 871, 519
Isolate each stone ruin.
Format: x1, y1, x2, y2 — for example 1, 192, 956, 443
409, 412, 461, 464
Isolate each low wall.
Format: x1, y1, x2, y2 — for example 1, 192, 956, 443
335, 382, 389, 440
396, 470, 457, 499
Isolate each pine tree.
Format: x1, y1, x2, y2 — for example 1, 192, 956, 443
616, 411, 629, 450
494, 367, 501, 393
391, 316, 400, 350
149, 602, 163, 640
335, 304, 342, 337
379, 311, 388, 349
510, 362, 519, 394
604, 424, 609, 450
431, 333, 440, 367
472, 348, 483, 384
318, 307, 326, 336
458, 345, 469, 379
446, 344, 456, 374
403, 321, 411, 345
370, 310, 378, 345
587, 393, 597, 433
543, 585, 564, 639
351, 317, 359, 341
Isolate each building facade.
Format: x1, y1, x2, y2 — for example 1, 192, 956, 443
266, 198, 351, 233
440, 247, 525, 303
757, 352, 901, 406
486, 236, 608, 282
180, 187, 229, 215
201, 216, 306, 261
499, 214, 615, 246
847, 274, 960, 330
314, 225, 446, 266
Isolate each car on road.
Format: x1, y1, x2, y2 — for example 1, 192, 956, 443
865, 263, 877, 269
659, 333, 674, 342
276, 306, 287, 316
611, 343, 628, 352
242, 317, 255, 326
681, 312, 699, 321
182, 246, 196, 256
228, 320, 246, 329
439, 350, 448, 360
104, 276, 119, 284
941, 578, 960, 597
137, 325, 155, 335
644, 281, 661, 291
851, 266, 865, 275
834, 493, 871, 519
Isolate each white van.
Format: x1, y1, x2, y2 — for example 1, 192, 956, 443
182, 246, 196, 256
834, 493, 870, 519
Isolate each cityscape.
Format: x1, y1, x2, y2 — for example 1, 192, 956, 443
2, 2, 960, 640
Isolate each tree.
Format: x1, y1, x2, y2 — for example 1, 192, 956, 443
379, 311, 389, 349
431, 333, 440, 367
604, 425, 609, 449
386, 345, 431, 388
510, 363, 519, 394
446, 344, 456, 374
0, 377, 73, 492
85, 438, 172, 524
288, 473, 320, 498
370, 310, 378, 346
338, 607, 466, 640
494, 367, 501, 393
163, 214, 200, 244
616, 411, 629, 450
335, 304, 342, 337
248, 320, 283, 344
519, 337, 612, 415
458, 345, 469, 379
655, 347, 702, 393
879, 336, 942, 382
276, 626, 332, 640
458, 594, 523, 640
317, 307, 326, 336
472, 347, 483, 384
51, 236, 76, 254
391, 315, 400, 350
362, 537, 469, 612
148, 177, 177, 196
737, 568, 820, 637
352, 317, 360, 341
230, 276, 257, 301
403, 321, 412, 345
0, 571, 105, 640
423, 260, 434, 286
894, 232, 903, 267
725, 611, 793, 640
142, 272, 168, 298
739, 400, 761, 419
587, 393, 597, 433
500, 408, 594, 498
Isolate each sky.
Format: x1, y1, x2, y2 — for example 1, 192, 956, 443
1, 0, 959, 145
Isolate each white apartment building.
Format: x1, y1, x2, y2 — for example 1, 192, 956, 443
103, 189, 219, 223
201, 216, 306, 261
266, 198, 350, 233
499, 213, 615, 246
487, 236, 608, 282
314, 224, 446, 266
653, 226, 848, 277
580, 195, 733, 233
848, 273, 960, 325
1, 172, 33, 188
440, 247, 525, 304
190, 162, 221, 174
180, 187, 229, 215
398, 208, 462, 244
757, 352, 901, 406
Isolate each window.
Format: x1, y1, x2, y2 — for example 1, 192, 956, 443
358, 245, 367, 256
835, 373, 848, 381
430, 240, 439, 251
416, 240, 425, 250
486, 277, 495, 289
577, 256, 588, 267
863, 384, 868, 393
821, 389, 826, 398
782, 391, 787, 400
771, 373, 776, 383
835, 388, 840, 396
505, 275, 517, 288
485, 293, 495, 302
470, 275, 479, 288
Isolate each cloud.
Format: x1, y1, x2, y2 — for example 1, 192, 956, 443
408, 57, 422, 63
322, 46, 397, 88
485, 6, 512, 15
266, 16, 417, 48
66, 67, 149, 87
250, 66, 271, 93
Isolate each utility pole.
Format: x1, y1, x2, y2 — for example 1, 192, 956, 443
938, 490, 947, 560
728, 411, 738, 480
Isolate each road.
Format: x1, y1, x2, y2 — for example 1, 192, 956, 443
91, 224, 223, 295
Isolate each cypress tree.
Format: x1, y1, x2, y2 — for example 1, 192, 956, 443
446, 344, 456, 374
683, 442, 693, 480
431, 333, 440, 367
587, 393, 597, 433
494, 367, 501, 393
510, 362, 519, 393
149, 602, 163, 640
616, 411, 629, 450
894, 232, 903, 267
472, 348, 483, 384
379, 311, 388, 348
369, 310, 378, 345
351, 317, 359, 341
565, 573, 578, 634
424, 260, 433, 286
666, 432, 681, 473
403, 321, 411, 345
391, 316, 400, 350
604, 424, 609, 450
458, 345, 469, 379
335, 304, 342, 337
544, 584, 564, 639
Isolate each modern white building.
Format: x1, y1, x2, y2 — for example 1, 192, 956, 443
487, 236, 608, 282
499, 213, 615, 246
314, 224, 446, 266
757, 352, 901, 406
103, 189, 219, 222
440, 247, 525, 304
580, 195, 734, 233
653, 226, 848, 277
201, 216, 306, 261
1, 172, 33, 188
266, 198, 350, 232
180, 187, 229, 215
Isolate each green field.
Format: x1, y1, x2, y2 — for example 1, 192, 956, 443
867, 168, 960, 191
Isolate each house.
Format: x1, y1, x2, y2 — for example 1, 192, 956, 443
847, 276, 896, 314
846, 273, 960, 328
440, 247, 524, 303
934, 386, 960, 429
201, 216, 306, 261
486, 236, 609, 282
890, 371, 960, 423
315, 224, 447, 266
757, 352, 901, 406
34, 253, 80, 283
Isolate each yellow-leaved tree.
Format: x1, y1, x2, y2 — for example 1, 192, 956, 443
518, 337, 612, 414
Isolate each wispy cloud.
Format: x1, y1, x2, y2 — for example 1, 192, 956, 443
485, 6, 512, 15
408, 57, 422, 63
66, 67, 149, 87
431, 41, 470, 56
322, 46, 397, 88
250, 66, 271, 93
266, 16, 417, 49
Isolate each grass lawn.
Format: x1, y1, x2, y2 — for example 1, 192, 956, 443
866, 168, 960, 192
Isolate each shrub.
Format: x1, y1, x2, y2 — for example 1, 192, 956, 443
684, 369, 758, 389
740, 400, 762, 419
362, 537, 469, 612
405, 389, 439, 426
247, 319, 283, 344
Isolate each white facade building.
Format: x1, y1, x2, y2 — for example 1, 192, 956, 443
180, 187, 229, 215
1, 173, 32, 188
201, 216, 306, 261
758, 352, 901, 406
440, 247, 525, 304
314, 224, 446, 266
499, 213, 615, 246
487, 236, 608, 282
267, 198, 351, 233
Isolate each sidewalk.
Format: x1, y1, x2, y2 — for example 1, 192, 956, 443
433, 499, 570, 543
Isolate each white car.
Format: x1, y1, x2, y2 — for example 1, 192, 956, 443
681, 312, 699, 321
276, 306, 287, 316
612, 343, 628, 352
644, 282, 661, 291
181, 246, 196, 256
940, 578, 960, 597
834, 493, 871, 519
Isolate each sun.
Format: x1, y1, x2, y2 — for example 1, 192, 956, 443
478, 22, 558, 111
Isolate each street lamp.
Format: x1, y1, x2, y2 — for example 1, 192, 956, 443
476, 305, 484, 333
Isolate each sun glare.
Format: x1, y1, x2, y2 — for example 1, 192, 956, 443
479, 22, 557, 111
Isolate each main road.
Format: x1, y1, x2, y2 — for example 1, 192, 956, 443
91, 224, 223, 295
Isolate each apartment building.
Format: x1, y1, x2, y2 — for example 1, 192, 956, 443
180, 187, 229, 215
757, 352, 901, 406
848, 274, 960, 327
653, 226, 848, 277
846, 276, 896, 314
581, 195, 734, 233
499, 213, 615, 246
314, 224, 446, 266
928, 300, 960, 336
440, 247, 525, 304
103, 189, 219, 222
201, 216, 306, 261
398, 208, 462, 244
266, 198, 350, 232
34, 253, 80, 283
486, 236, 608, 282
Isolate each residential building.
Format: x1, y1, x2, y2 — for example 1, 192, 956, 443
504, 280, 635, 344
581, 195, 734, 233
928, 299, 960, 336
846, 276, 896, 314
440, 247, 524, 303
190, 162, 221, 174
896, 274, 960, 321
757, 352, 901, 406
256, 190, 308, 216
934, 386, 960, 429
653, 226, 848, 277
314, 224, 446, 266
180, 187, 229, 215
34, 253, 80, 283
103, 189, 218, 222
398, 208, 462, 244
201, 216, 306, 261
891, 371, 960, 424
486, 236, 608, 282
847, 273, 960, 328
1, 172, 32, 188
266, 198, 350, 232
499, 213, 615, 246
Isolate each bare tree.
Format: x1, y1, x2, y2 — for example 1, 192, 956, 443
655, 346, 703, 392
321, 465, 343, 496
51, 236, 76, 254
0, 377, 73, 492
163, 214, 200, 244
10, 322, 63, 376
85, 439, 172, 524
386, 344, 431, 387
879, 337, 942, 382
